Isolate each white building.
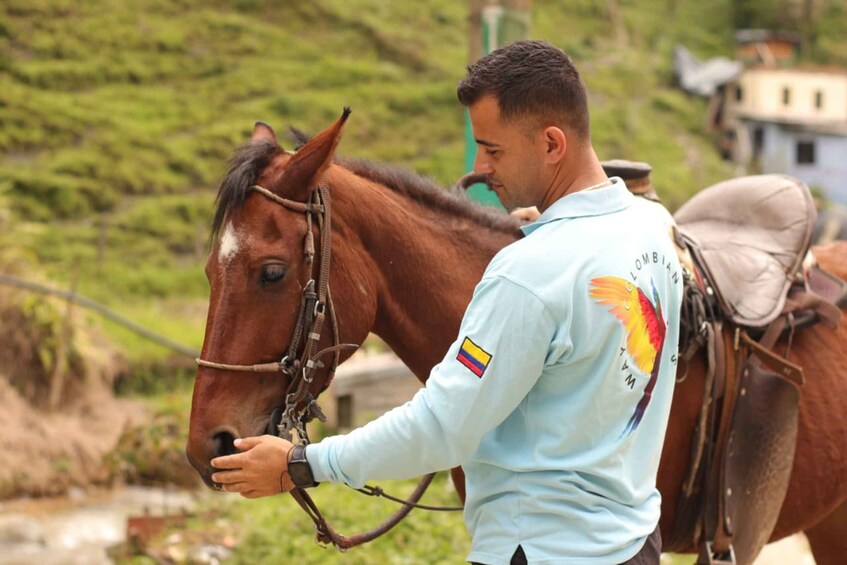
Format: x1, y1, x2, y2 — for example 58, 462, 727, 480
711, 62, 847, 204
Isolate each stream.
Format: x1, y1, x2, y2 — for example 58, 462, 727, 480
0, 486, 204, 564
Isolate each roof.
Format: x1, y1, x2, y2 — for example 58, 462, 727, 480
738, 113, 847, 136
743, 64, 847, 76
735, 29, 802, 45
674, 45, 743, 96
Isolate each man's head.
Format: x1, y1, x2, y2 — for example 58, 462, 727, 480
457, 40, 593, 210
458, 40, 590, 142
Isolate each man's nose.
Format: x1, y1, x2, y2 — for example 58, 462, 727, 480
473, 151, 492, 175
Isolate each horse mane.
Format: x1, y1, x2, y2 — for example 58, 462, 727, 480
211, 136, 520, 243
338, 157, 520, 234
291, 126, 518, 234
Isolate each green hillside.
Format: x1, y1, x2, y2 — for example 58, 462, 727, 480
1, 0, 845, 363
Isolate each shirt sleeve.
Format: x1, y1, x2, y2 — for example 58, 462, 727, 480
306, 274, 558, 487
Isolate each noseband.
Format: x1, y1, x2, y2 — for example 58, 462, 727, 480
195, 183, 458, 549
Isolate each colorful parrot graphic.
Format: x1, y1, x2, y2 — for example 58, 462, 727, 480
589, 276, 667, 437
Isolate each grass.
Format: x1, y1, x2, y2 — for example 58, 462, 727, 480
118, 472, 697, 563
6, 0, 845, 364
214, 474, 471, 565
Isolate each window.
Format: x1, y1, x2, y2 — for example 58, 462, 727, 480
337, 394, 354, 429
815, 90, 824, 110
735, 85, 743, 102
782, 87, 791, 106
796, 141, 815, 165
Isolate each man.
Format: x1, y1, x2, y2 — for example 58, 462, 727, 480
211, 40, 682, 564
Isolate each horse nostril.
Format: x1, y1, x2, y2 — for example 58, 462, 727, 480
212, 431, 238, 457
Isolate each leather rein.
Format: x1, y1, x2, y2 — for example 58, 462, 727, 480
195, 184, 460, 551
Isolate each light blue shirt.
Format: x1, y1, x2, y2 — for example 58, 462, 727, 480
308, 178, 683, 563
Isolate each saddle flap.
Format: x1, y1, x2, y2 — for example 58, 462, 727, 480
721, 359, 800, 564
674, 175, 816, 328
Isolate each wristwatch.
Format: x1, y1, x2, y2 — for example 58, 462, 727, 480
288, 444, 319, 488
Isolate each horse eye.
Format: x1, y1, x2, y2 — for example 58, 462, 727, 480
260, 264, 287, 285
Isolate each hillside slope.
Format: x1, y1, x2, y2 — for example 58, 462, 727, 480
1, 0, 843, 361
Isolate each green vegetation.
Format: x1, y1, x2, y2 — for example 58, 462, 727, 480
4, 0, 845, 362
216, 474, 470, 564
122, 474, 694, 564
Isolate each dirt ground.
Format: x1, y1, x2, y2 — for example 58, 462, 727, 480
754, 534, 816, 564
0, 287, 148, 498
0, 374, 147, 497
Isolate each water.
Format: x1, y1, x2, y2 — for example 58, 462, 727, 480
0, 486, 195, 565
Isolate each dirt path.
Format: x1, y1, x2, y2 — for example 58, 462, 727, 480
754, 534, 815, 564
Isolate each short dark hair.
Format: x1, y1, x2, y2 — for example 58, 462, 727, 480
457, 40, 590, 139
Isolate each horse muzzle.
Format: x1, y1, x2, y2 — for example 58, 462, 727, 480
185, 425, 244, 490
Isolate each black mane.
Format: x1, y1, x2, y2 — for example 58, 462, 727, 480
211, 140, 280, 242
211, 140, 519, 242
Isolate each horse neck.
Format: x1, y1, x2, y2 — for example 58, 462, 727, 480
332, 172, 518, 381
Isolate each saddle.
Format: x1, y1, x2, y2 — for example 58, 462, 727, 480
604, 162, 847, 564
672, 176, 847, 564
675, 174, 838, 328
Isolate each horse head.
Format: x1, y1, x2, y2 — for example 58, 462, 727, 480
186, 110, 375, 487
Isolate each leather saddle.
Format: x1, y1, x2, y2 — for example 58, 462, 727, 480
602, 162, 847, 565
675, 174, 834, 328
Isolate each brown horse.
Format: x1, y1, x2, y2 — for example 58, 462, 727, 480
186, 113, 847, 563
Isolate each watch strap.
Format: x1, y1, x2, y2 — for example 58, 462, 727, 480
288, 444, 319, 488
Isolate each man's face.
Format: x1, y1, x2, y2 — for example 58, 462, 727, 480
468, 95, 546, 210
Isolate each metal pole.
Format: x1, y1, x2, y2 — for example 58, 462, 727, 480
464, 0, 532, 208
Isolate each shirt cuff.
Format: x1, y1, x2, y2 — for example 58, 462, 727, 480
304, 442, 334, 484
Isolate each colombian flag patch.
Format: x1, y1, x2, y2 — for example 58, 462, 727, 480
457, 336, 492, 378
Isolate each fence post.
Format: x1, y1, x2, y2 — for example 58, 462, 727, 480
48, 270, 77, 410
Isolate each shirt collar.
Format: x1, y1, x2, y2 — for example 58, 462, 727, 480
520, 177, 632, 236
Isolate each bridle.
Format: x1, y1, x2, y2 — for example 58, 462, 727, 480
197, 184, 353, 443
196, 183, 460, 550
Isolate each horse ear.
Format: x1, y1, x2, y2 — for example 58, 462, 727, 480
251, 121, 278, 145
274, 107, 351, 200
288, 126, 311, 150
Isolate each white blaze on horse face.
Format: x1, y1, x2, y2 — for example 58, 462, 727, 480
218, 222, 240, 264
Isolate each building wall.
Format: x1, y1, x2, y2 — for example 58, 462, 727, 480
749, 121, 847, 204
328, 354, 422, 430
729, 68, 847, 123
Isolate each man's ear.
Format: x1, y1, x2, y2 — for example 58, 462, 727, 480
541, 126, 567, 164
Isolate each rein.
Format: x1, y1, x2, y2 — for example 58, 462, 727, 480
196, 183, 461, 551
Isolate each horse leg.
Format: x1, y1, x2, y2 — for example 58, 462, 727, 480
805, 497, 847, 565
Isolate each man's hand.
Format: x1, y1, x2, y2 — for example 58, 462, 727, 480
210, 435, 295, 498
510, 206, 540, 223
